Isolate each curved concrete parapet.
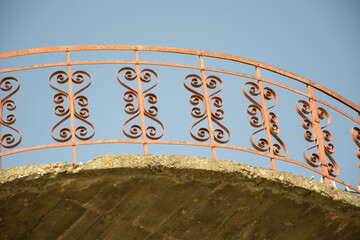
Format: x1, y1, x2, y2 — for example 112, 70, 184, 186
0, 155, 359, 239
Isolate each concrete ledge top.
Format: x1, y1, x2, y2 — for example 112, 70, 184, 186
1, 154, 359, 207
1, 155, 359, 239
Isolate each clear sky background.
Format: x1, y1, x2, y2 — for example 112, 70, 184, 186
0, 0, 359, 189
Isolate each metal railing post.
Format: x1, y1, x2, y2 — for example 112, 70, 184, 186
0, 96, 2, 169
134, 50, 148, 154
307, 85, 330, 185
65, 50, 77, 164
199, 56, 217, 159
255, 67, 276, 169
350, 112, 360, 189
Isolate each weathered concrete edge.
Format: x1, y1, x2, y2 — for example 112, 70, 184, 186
1, 154, 359, 208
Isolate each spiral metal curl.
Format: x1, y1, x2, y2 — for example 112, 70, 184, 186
263, 87, 278, 110
207, 76, 230, 144
184, 74, 230, 143
242, 81, 287, 156
350, 127, 360, 186
295, 99, 339, 177
117, 67, 164, 140
49, 70, 95, 142
0, 77, 22, 148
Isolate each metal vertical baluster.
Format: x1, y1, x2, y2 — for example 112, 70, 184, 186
0, 94, 2, 168
351, 124, 360, 189
255, 67, 276, 169
307, 85, 330, 185
199, 55, 217, 159
134, 50, 148, 154
0, 77, 21, 169
356, 112, 360, 190
65, 50, 77, 164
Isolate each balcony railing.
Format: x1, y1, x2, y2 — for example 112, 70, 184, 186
0, 45, 359, 192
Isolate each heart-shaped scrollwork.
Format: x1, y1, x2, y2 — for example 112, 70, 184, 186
0, 76, 22, 148
295, 100, 339, 177
242, 81, 287, 157
49, 70, 95, 142
117, 67, 164, 140
184, 74, 230, 144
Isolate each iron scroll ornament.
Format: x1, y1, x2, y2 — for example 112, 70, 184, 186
49, 70, 95, 142
184, 74, 230, 144
242, 81, 287, 157
117, 67, 164, 140
0, 77, 22, 148
295, 100, 339, 177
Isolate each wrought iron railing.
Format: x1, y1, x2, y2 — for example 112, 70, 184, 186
0, 45, 359, 192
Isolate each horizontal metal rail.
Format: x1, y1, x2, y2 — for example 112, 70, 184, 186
1, 45, 358, 112
0, 45, 359, 193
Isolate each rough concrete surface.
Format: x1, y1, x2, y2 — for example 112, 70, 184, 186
0, 154, 359, 240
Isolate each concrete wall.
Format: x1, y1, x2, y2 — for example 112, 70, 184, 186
0, 155, 359, 239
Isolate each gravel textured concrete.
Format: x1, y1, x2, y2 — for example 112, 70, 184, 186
0, 155, 359, 239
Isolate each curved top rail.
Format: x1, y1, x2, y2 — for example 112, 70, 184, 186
0, 45, 359, 113
0, 45, 359, 192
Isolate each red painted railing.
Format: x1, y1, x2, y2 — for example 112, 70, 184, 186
0, 45, 359, 192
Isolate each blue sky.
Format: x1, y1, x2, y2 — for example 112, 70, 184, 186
0, 0, 359, 189
1, 0, 359, 101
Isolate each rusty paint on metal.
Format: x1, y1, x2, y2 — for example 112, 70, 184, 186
183, 57, 230, 159
256, 67, 276, 169
0, 45, 359, 193
0, 45, 358, 113
0, 77, 22, 169
134, 50, 149, 154
48, 52, 95, 164
66, 51, 77, 164
242, 68, 288, 170
199, 56, 217, 159
294, 86, 340, 185
116, 54, 164, 153
350, 127, 360, 187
